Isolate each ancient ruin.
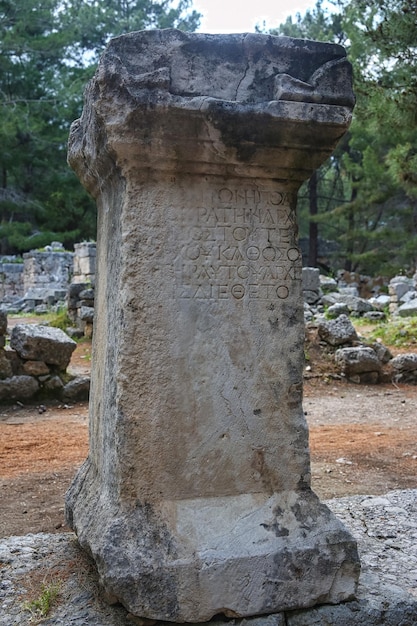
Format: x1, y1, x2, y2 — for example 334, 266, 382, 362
66, 30, 360, 621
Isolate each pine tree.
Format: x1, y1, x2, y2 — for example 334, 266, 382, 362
0, 0, 200, 254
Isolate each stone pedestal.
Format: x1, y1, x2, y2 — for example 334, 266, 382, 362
66, 30, 359, 622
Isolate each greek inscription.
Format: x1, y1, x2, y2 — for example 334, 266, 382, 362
175, 187, 301, 301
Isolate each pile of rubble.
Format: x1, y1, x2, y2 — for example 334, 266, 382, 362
303, 268, 417, 384
303, 267, 417, 320
0, 312, 90, 402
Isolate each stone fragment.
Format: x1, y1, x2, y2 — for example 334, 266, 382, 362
389, 277, 414, 300
390, 353, 417, 372
389, 353, 417, 384
318, 314, 358, 346
363, 311, 386, 321
43, 375, 64, 391
65, 29, 358, 622
79, 306, 94, 322
22, 360, 50, 376
369, 294, 390, 310
322, 293, 374, 314
78, 288, 95, 301
0, 375, 39, 400
68, 282, 88, 308
62, 376, 90, 401
0, 309, 7, 336
371, 342, 392, 364
3, 349, 22, 375
397, 300, 417, 317
302, 268, 321, 304
10, 324, 76, 370
319, 275, 338, 293
335, 346, 382, 383
0, 348, 13, 379
326, 303, 350, 318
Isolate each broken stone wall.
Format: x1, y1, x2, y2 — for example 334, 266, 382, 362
0, 258, 24, 301
72, 242, 96, 285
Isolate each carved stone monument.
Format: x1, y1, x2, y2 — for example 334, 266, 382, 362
66, 30, 359, 622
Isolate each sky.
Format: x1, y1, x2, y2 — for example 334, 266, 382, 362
193, 0, 316, 34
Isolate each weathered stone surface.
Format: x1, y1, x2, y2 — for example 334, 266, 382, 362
66, 29, 358, 622
318, 314, 358, 346
398, 299, 417, 317
1, 490, 416, 626
322, 293, 374, 314
390, 353, 417, 372
371, 342, 392, 364
10, 323, 76, 370
73, 241, 96, 284
22, 250, 73, 293
22, 360, 50, 376
370, 294, 391, 310
43, 375, 64, 391
62, 376, 90, 401
326, 302, 350, 318
302, 267, 320, 291
389, 353, 417, 384
335, 346, 382, 382
0, 348, 13, 379
0, 375, 39, 400
388, 277, 413, 300
363, 310, 386, 321
0, 309, 7, 336
319, 275, 338, 293
78, 305, 94, 322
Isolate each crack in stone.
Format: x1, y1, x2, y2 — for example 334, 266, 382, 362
235, 48, 251, 102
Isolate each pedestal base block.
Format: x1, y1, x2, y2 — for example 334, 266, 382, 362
67, 460, 359, 623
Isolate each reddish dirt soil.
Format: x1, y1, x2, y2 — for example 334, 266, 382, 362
0, 333, 416, 538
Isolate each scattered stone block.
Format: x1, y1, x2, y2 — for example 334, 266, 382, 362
397, 300, 417, 317
390, 353, 417, 384
322, 293, 374, 314
318, 314, 358, 346
319, 275, 338, 293
43, 375, 64, 391
363, 311, 386, 321
335, 346, 382, 383
389, 276, 413, 300
371, 342, 393, 364
62, 376, 90, 401
10, 324, 76, 370
369, 294, 390, 310
326, 302, 350, 318
79, 306, 94, 322
302, 268, 321, 304
0, 375, 39, 400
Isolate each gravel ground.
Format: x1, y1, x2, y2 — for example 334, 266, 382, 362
1, 489, 416, 626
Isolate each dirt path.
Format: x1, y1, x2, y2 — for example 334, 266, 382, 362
1, 342, 416, 538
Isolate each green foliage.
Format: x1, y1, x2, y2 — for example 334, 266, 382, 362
266, 0, 417, 276
0, 0, 201, 255
23, 581, 61, 620
367, 318, 417, 347
46, 307, 73, 331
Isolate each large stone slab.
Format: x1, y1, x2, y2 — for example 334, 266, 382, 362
10, 323, 76, 370
66, 29, 359, 622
